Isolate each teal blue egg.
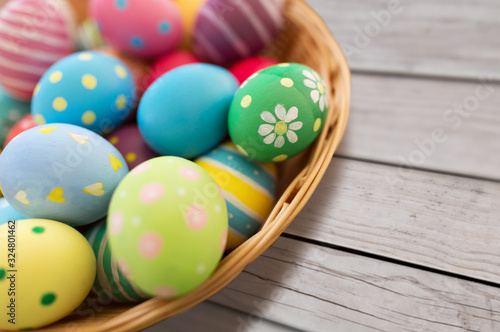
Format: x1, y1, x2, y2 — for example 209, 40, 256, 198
0, 86, 30, 147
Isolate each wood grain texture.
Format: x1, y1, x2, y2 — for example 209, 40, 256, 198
285, 158, 500, 284
307, 0, 500, 80
211, 237, 500, 332
146, 302, 297, 332
337, 73, 500, 180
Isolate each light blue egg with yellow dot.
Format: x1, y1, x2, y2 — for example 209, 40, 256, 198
0, 197, 26, 226
195, 142, 277, 250
0, 86, 30, 147
31, 51, 136, 135
0, 123, 129, 226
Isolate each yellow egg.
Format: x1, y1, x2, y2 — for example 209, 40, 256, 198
174, 0, 207, 49
0, 219, 96, 330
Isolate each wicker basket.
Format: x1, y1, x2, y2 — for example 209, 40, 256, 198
38, 0, 350, 330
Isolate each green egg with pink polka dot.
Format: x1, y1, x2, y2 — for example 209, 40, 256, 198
107, 157, 228, 298
228, 63, 329, 163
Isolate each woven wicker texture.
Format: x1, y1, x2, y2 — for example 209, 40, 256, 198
36, 0, 350, 330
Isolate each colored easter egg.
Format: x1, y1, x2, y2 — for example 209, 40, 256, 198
228, 63, 329, 163
195, 142, 277, 250
105, 124, 158, 170
0, 197, 26, 226
85, 220, 150, 303
3, 114, 37, 148
68, 0, 89, 24
76, 18, 106, 51
0, 0, 76, 101
143, 50, 201, 90
0, 219, 96, 330
138, 63, 238, 159
0, 86, 31, 147
31, 51, 136, 134
192, 0, 284, 65
107, 157, 228, 298
96, 47, 149, 95
0, 123, 129, 226
174, 0, 207, 48
229, 56, 279, 84
90, 0, 183, 59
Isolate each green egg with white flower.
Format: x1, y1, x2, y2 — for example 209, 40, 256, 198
228, 63, 329, 163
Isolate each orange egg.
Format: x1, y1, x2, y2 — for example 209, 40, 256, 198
174, 0, 208, 49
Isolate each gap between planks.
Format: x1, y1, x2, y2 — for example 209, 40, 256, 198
210, 236, 500, 332
285, 157, 500, 285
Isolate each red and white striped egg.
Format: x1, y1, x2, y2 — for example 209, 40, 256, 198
0, 0, 76, 101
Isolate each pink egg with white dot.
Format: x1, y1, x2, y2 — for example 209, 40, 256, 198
90, 0, 183, 59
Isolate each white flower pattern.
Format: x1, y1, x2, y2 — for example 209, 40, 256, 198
258, 104, 303, 148
303, 69, 328, 112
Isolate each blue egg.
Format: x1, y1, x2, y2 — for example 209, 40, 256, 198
0, 123, 129, 226
0, 198, 26, 226
138, 63, 238, 159
31, 51, 136, 135
0, 86, 30, 147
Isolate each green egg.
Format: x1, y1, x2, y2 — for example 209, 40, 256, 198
107, 157, 228, 298
228, 63, 328, 163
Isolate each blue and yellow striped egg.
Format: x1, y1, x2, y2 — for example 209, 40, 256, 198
85, 220, 150, 303
195, 142, 277, 250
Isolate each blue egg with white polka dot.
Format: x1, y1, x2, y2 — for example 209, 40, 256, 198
0, 197, 26, 226
0, 86, 30, 147
31, 51, 136, 135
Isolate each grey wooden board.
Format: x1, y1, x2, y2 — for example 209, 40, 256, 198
145, 301, 299, 332
307, 0, 500, 80
286, 157, 500, 284
211, 237, 500, 332
336, 73, 500, 180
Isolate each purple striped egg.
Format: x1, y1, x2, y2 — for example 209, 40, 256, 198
0, 0, 75, 101
192, 0, 284, 65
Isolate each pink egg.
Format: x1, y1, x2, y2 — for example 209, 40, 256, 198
0, 0, 76, 101
229, 56, 279, 84
90, 0, 183, 59
105, 124, 158, 170
143, 50, 201, 90
192, 0, 285, 65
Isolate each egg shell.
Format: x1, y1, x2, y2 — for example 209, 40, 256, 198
0, 197, 26, 226
174, 0, 207, 48
0, 86, 31, 147
85, 220, 150, 303
195, 142, 277, 250
228, 63, 328, 163
3, 114, 37, 148
0, 0, 76, 101
107, 157, 228, 298
229, 56, 279, 84
105, 124, 158, 170
0, 123, 129, 226
96, 46, 149, 96
90, 0, 183, 59
68, 0, 89, 24
138, 63, 238, 159
31, 51, 136, 134
192, 0, 284, 65
143, 50, 201, 91
0, 219, 96, 330
76, 18, 106, 51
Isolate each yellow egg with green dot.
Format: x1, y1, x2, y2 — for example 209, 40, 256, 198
0, 219, 96, 330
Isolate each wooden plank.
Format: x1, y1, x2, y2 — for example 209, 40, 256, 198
211, 237, 500, 332
146, 302, 297, 332
337, 73, 500, 180
285, 158, 500, 284
307, 0, 500, 80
